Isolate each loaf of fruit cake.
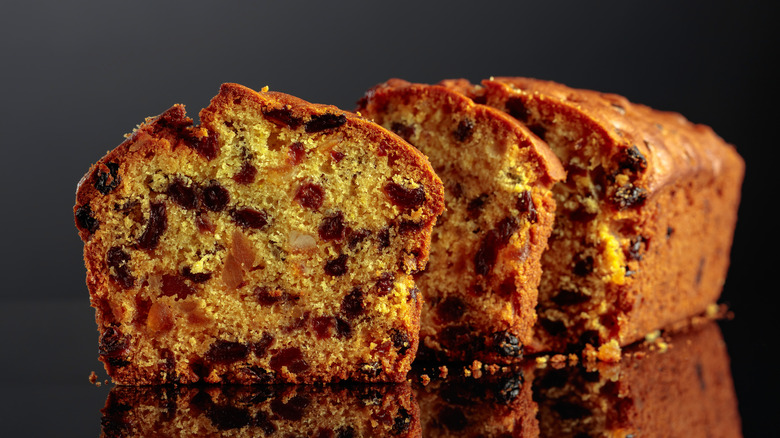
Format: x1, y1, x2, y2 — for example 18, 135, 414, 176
358, 79, 565, 363
74, 83, 444, 384
101, 382, 421, 437
444, 77, 744, 355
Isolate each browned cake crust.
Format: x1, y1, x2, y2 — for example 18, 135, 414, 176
74, 83, 444, 384
100, 383, 421, 437
443, 77, 744, 354
358, 79, 565, 364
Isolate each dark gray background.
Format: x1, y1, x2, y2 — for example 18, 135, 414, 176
1, 1, 775, 435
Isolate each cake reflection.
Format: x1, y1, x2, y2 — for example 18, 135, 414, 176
99, 321, 740, 437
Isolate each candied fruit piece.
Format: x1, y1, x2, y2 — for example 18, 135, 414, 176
312, 316, 334, 339
231, 230, 256, 268
263, 108, 303, 129
221, 253, 244, 289
146, 302, 174, 333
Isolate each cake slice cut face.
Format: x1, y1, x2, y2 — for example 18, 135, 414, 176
74, 83, 444, 384
358, 79, 565, 363
445, 77, 744, 354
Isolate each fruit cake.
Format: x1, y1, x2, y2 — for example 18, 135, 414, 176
101, 382, 421, 437
444, 77, 744, 354
357, 79, 565, 363
74, 83, 444, 384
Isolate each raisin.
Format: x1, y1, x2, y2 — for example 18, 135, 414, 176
166, 179, 199, 210
667, 226, 674, 238
233, 162, 257, 184
160, 274, 196, 300
453, 118, 474, 142
390, 329, 411, 356
467, 194, 488, 219
99, 327, 130, 357
553, 402, 591, 420
551, 289, 590, 306
270, 347, 309, 374
330, 150, 346, 162
205, 340, 249, 364
347, 228, 371, 248
202, 182, 230, 212
573, 255, 594, 277
190, 131, 219, 160
359, 362, 382, 378
377, 227, 391, 249
182, 267, 212, 283
288, 142, 306, 165
206, 405, 251, 431
374, 272, 395, 296
439, 407, 468, 431
252, 332, 275, 357
390, 122, 415, 142
611, 184, 647, 209
305, 113, 347, 133
294, 182, 325, 210
137, 202, 167, 251
75, 204, 99, 233
94, 162, 121, 195
106, 246, 135, 289
254, 286, 296, 306
474, 217, 519, 276
318, 212, 346, 241
336, 426, 356, 438
397, 220, 422, 234
618, 145, 648, 173
516, 191, 538, 223
384, 182, 425, 210
231, 208, 269, 229
264, 108, 303, 129
437, 296, 466, 323
341, 287, 364, 320
493, 331, 522, 357
505, 97, 531, 122
271, 394, 311, 421
392, 407, 411, 434
324, 254, 348, 276
335, 318, 352, 338
312, 316, 334, 339
497, 376, 522, 403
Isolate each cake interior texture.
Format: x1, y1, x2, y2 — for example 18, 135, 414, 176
74, 83, 444, 384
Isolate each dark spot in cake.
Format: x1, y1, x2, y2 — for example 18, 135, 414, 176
324, 254, 349, 277
506, 97, 531, 122
667, 226, 674, 238
270, 347, 309, 374
252, 410, 277, 434
202, 182, 230, 212
94, 162, 121, 195
611, 102, 626, 114
539, 318, 567, 336
264, 108, 303, 129
205, 340, 249, 364
190, 131, 219, 160
305, 113, 347, 133
569, 207, 597, 223
390, 329, 411, 356
295, 182, 325, 210
318, 212, 346, 241
408, 287, 419, 302
439, 407, 468, 431
627, 236, 643, 261
493, 331, 523, 357
696, 257, 706, 286
160, 274, 196, 300
516, 190, 538, 223
497, 376, 522, 403
392, 407, 412, 434
330, 150, 346, 162
528, 124, 547, 140
440, 324, 482, 354
539, 368, 568, 389
252, 332, 275, 357
288, 142, 306, 165
99, 326, 130, 358
336, 426, 356, 438
347, 228, 371, 249
453, 118, 474, 142
166, 178, 199, 210
467, 194, 489, 219
181, 266, 212, 283
341, 287, 364, 320
254, 286, 297, 306
137, 202, 167, 251
578, 330, 601, 350
553, 401, 592, 420
573, 255, 594, 277
270, 394, 311, 421
377, 227, 391, 249
552, 289, 590, 306
619, 145, 648, 173
450, 182, 464, 199
312, 316, 334, 339
231, 208, 269, 229
611, 184, 647, 209
437, 296, 466, 323
132, 296, 151, 326
75, 204, 99, 233
106, 246, 135, 289
374, 272, 395, 296
233, 161, 257, 184
384, 182, 426, 210
206, 405, 252, 431
397, 220, 422, 234
390, 122, 415, 142
359, 361, 382, 378
335, 317, 352, 338
283, 311, 310, 333
474, 216, 520, 276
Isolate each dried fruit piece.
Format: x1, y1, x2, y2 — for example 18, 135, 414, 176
166, 178, 199, 210
288, 142, 306, 165
374, 272, 395, 296
106, 246, 135, 289
305, 113, 347, 133
324, 254, 348, 277
231, 208, 269, 229
493, 331, 522, 357
263, 108, 303, 129
137, 202, 167, 251
202, 182, 230, 212
312, 316, 334, 339
270, 347, 309, 374
75, 204, 99, 233
474, 217, 520, 276
295, 182, 325, 210
99, 327, 130, 358
205, 340, 250, 364
384, 182, 425, 210
516, 190, 538, 223
340, 288, 364, 320
437, 296, 466, 323
390, 329, 411, 356
318, 212, 346, 241
94, 162, 121, 195
233, 162, 257, 184
453, 118, 474, 142
252, 332, 275, 357
160, 274, 197, 300
146, 302, 174, 333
